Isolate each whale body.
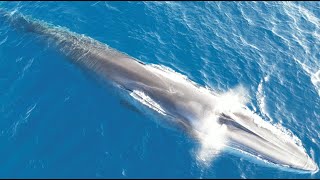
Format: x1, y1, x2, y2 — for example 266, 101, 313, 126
1, 9, 318, 172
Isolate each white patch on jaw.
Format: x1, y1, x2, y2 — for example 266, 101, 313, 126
130, 90, 167, 116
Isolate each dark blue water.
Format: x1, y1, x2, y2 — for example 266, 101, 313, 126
0, 1, 319, 178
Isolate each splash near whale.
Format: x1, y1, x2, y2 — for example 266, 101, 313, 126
1, 9, 318, 172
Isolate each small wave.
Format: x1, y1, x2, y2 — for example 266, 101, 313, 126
256, 75, 272, 122
19, 57, 34, 79
10, 102, 37, 137
311, 70, 320, 96
104, 2, 120, 12
121, 169, 126, 176
293, 57, 320, 97
0, 35, 7, 45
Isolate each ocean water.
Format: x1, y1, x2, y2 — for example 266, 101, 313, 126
0, 1, 319, 178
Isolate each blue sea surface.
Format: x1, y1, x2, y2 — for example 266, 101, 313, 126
0, 1, 319, 178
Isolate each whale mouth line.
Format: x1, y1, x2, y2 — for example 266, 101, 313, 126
218, 113, 265, 140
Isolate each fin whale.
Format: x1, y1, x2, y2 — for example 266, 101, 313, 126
1, 9, 318, 172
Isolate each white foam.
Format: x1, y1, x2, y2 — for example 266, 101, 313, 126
193, 114, 228, 166
213, 85, 250, 114
257, 80, 266, 109
256, 76, 273, 122
311, 70, 320, 96
130, 90, 167, 116
264, 75, 270, 82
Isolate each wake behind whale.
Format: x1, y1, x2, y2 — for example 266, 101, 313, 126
1, 9, 318, 172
